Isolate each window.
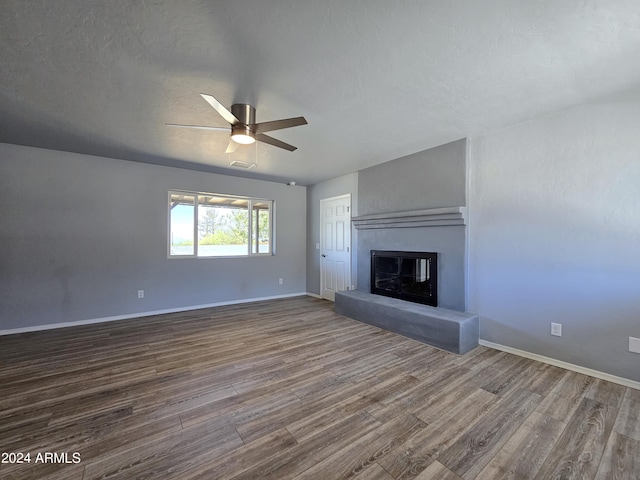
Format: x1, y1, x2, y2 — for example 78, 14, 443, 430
169, 191, 273, 257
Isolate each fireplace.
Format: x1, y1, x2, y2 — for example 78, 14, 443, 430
371, 250, 438, 307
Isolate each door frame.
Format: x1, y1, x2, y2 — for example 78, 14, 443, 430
320, 193, 352, 301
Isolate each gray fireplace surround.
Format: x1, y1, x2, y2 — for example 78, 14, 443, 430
335, 205, 479, 354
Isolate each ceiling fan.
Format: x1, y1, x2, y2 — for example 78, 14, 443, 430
167, 94, 307, 153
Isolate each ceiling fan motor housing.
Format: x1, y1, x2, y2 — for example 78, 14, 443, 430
231, 104, 256, 126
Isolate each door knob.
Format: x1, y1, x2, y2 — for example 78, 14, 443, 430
321, 254, 326, 257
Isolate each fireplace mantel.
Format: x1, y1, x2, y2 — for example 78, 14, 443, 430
352, 206, 467, 230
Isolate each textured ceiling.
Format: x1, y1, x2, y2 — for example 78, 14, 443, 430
2, 1, 640, 185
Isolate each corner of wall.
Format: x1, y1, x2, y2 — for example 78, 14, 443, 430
464, 137, 472, 312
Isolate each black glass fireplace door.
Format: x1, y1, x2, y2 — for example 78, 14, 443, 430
371, 251, 437, 306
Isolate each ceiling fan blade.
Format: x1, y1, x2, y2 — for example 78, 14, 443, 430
200, 93, 239, 125
255, 133, 297, 152
166, 123, 229, 131
254, 117, 307, 135
225, 139, 240, 154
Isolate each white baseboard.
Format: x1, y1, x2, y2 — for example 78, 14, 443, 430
0, 292, 308, 336
305, 292, 322, 299
479, 340, 640, 391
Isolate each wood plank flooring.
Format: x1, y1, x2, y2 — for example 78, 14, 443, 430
0, 296, 638, 479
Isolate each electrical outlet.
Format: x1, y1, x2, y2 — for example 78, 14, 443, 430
137, 290, 144, 299
315, 243, 320, 250
629, 336, 640, 354
278, 278, 283, 285
551, 322, 562, 337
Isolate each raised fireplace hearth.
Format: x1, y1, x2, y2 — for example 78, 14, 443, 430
334, 290, 479, 354
371, 250, 437, 307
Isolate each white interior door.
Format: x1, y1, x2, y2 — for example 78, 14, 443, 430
320, 194, 351, 301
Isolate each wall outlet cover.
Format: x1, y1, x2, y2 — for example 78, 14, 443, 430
551, 322, 562, 337
629, 336, 640, 354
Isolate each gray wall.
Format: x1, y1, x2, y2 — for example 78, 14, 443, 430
0, 143, 307, 331
358, 139, 467, 216
306, 173, 358, 295
357, 139, 468, 311
468, 88, 640, 382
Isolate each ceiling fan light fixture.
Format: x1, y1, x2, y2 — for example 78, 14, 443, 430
231, 124, 256, 144
230, 133, 255, 144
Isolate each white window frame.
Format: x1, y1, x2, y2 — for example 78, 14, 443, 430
168, 190, 274, 258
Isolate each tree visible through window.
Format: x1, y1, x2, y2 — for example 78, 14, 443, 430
169, 191, 273, 257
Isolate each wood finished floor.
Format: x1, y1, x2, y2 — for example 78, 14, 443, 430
1, 296, 638, 480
